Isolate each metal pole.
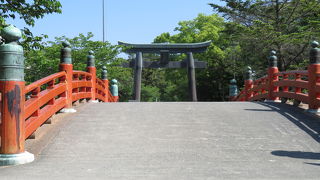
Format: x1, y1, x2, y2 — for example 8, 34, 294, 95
102, 0, 105, 42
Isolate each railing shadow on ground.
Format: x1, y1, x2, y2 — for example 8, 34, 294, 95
234, 43, 320, 163
272, 150, 320, 166
304, 162, 320, 166
245, 102, 320, 166
246, 102, 320, 143
271, 150, 320, 160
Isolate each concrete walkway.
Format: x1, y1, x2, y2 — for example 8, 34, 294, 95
0, 102, 320, 179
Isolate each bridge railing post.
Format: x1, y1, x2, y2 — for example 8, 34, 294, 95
87, 51, 98, 103
267, 51, 279, 102
101, 66, 109, 102
244, 66, 253, 101
307, 41, 320, 113
0, 25, 34, 166
111, 79, 119, 102
229, 79, 238, 101
59, 42, 76, 113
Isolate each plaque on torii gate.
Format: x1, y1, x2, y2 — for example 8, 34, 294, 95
118, 41, 211, 102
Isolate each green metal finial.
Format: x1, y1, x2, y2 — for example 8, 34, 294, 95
1, 25, 22, 43
229, 78, 238, 97
62, 41, 71, 48
245, 66, 253, 80
111, 79, 118, 84
0, 25, 24, 81
88, 50, 94, 55
310, 41, 320, 64
87, 50, 95, 67
102, 66, 108, 80
111, 79, 119, 96
60, 41, 72, 64
230, 78, 237, 85
269, 50, 278, 67
311, 41, 319, 48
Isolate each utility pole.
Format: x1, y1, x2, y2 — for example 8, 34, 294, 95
102, 0, 105, 42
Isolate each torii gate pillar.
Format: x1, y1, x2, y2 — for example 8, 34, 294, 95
187, 52, 197, 101
134, 52, 143, 101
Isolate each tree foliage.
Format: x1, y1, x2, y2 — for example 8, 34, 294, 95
210, 0, 320, 71
0, 0, 62, 49
149, 14, 232, 101
25, 33, 133, 101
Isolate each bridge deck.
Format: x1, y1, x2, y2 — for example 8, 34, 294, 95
1, 102, 320, 179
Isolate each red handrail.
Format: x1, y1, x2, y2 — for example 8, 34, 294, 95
72, 71, 93, 102
95, 78, 106, 101
235, 63, 320, 111
21, 69, 118, 139
24, 72, 67, 138
0, 33, 120, 161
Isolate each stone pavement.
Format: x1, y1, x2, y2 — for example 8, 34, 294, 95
0, 102, 319, 179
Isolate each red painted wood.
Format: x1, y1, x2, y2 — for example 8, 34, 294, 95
72, 92, 91, 102
87, 67, 96, 101
95, 83, 105, 93
103, 79, 109, 102
268, 67, 279, 101
0, 81, 25, 154
249, 93, 268, 101
95, 93, 105, 102
308, 64, 320, 109
59, 64, 73, 108
24, 84, 67, 119
274, 92, 309, 104
244, 80, 253, 101
274, 80, 308, 90
250, 84, 268, 94
72, 81, 92, 89
25, 97, 66, 138
25, 72, 66, 94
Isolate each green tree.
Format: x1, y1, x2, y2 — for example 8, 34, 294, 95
210, 0, 320, 71
153, 14, 235, 101
25, 33, 132, 101
0, 0, 62, 49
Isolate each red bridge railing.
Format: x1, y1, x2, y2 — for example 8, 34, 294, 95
24, 72, 68, 139
0, 25, 119, 166
234, 42, 320, 113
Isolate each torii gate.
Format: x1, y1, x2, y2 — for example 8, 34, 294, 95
119, 41, 211, 102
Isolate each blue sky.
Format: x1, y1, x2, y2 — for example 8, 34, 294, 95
7, 0, 223, 45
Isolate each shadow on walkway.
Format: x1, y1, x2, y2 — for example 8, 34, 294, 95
244, 109, 275, 112
304, 162, 320, 166
271, 150, 320, 160
245, 102, 320, 143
